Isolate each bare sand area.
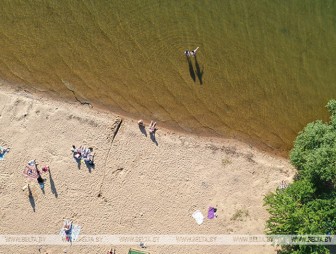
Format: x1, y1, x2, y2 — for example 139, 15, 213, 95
0, 85, 295, 254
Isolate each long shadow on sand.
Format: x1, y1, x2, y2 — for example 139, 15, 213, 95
49, 169, 58, 198
139, 124, 147, 137
28, 185, 36, 212
74, 157, 81, 169
85, 161, 95, 173
150, 132, 158, 146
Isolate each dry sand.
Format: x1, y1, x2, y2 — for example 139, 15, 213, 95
0, 85, 295, 254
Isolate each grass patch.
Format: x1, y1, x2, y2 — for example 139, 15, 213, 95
222, 158, 232, 166
231, 209, 249, 221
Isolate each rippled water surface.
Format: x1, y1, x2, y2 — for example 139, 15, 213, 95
1, 1, 335, 154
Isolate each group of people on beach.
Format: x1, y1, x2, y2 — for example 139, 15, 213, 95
138, 119, 158, 134
71, 145, 95, 166
21, 144, 95, 192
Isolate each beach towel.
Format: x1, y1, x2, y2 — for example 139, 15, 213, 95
70, 224, 81, 241
23, 165, 39, 179
0, 147, 8, 160
208, 207, 216, 219
192, 210, 204, 225
60, 220, 81, 242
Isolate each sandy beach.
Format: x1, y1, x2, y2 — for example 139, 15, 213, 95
0, 84, 295, 254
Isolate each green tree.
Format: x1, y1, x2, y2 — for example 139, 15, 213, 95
264, 100, 336, 254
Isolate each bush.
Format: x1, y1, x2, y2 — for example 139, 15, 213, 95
264, 100, 336, 254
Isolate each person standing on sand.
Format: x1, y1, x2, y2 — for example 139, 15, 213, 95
36, 169, 45, 190
138, 119, 144, 126
148, 120, 157, 134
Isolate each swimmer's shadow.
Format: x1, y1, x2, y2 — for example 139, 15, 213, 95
186, 57, 196, 82
186, 56, 204, 85
195, 56, 204, 85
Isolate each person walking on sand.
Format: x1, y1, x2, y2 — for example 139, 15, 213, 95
190, 47, 199, 57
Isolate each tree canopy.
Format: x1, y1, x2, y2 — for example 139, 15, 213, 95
264, 100, 336, 254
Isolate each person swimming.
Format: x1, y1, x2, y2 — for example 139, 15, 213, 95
190, 47, 199, 57
184, 50, 191, 57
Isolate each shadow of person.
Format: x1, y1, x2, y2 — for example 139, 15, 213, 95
194, 56, 204, 85
187, 57, 196, 82
28, 185, 36, 212
85, 160, 95, 173
150, 132, 158, 146
138, 124, 147, 137
49, 169, 58, 198
74, 157, 81, 169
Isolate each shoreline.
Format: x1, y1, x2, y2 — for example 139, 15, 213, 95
0, 80, 290, 159
0, 82, 295, 254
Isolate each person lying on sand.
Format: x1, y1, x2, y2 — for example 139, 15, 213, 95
0, 146, 10, 155
62, 220, 73, 242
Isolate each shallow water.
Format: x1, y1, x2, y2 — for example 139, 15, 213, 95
0, 0, 335, 154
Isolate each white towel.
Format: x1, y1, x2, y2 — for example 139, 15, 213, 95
192, 210, 204, 225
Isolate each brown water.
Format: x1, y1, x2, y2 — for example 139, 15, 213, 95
0, 0, 335, 155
